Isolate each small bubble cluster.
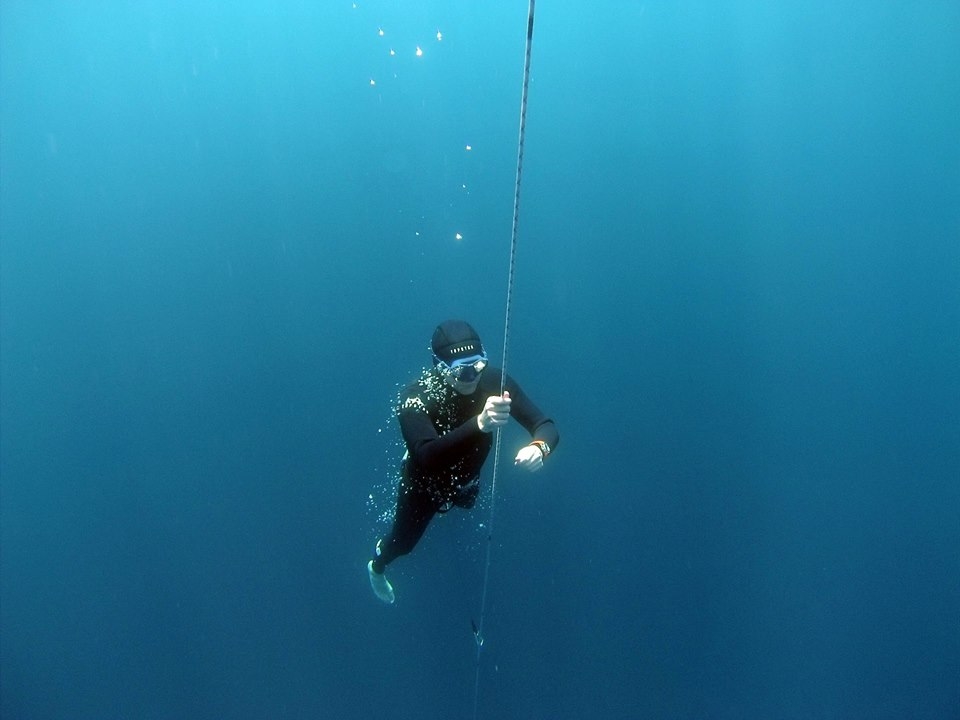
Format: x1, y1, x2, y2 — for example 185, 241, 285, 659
352, 3, 474, 245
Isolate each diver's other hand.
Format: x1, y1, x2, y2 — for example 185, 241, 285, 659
514, 444, 544, 472
477, 391, 511, 432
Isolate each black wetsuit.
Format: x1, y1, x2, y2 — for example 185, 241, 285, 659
371, 366, 559, 572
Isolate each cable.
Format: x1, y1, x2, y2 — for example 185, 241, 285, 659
472, 2, 537, 718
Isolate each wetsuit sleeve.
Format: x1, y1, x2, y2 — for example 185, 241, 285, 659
504, 375, 560, 450
398, 404, 485, 472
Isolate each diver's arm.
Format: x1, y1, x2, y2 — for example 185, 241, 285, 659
504, 376, 560, 451
399, 408, 483, 472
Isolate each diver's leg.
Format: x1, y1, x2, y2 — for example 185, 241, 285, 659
371, 478, 436, 572
368, 478, 436, 603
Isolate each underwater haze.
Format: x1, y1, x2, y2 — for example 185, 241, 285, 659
1, 1, 958, 719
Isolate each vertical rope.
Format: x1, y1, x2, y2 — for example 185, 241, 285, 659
498, 0, 536, 395
473, 2, 537, 718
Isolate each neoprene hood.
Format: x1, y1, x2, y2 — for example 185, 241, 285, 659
431, 320, 484, 363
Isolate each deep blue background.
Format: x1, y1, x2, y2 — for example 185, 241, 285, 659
2, 2, 958, 718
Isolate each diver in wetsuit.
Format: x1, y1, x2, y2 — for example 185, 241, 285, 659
367, 320, 560, 604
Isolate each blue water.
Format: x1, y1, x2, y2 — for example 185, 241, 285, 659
2, 2, 958, 718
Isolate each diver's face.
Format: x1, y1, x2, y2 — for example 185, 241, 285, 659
438, 353, 486, 395
444, 373, 481, 395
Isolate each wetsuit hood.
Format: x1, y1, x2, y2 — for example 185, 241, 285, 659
431, 320, 484, 363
